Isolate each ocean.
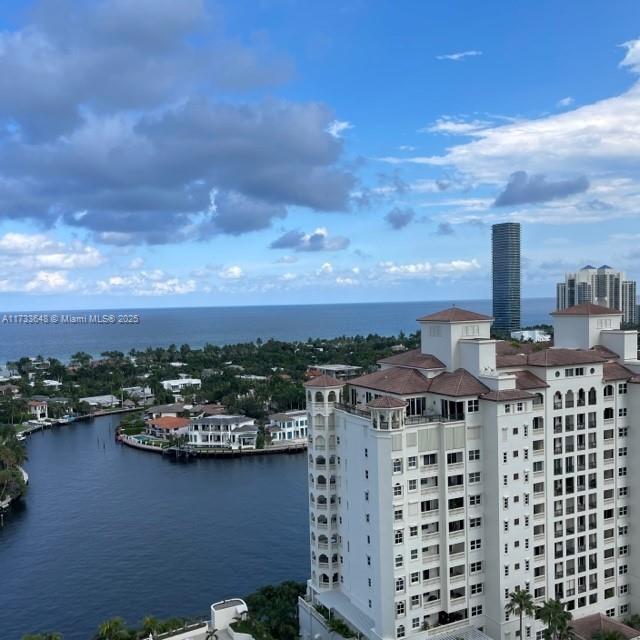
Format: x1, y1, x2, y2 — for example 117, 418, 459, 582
0, 298, 555, 362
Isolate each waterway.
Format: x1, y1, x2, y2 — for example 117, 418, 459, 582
0, 415, 309, 640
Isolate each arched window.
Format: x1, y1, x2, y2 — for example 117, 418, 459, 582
577, 389, 586, 407
328, 435, 336, 448
317, 475, 327, 487
588, 387, 597, 405
565, 390, 574, 408
316, 455, 326, 466
332, 573, 339, 583
320, 574, 330, 584
315, 391, 324, 402
317, 495, 327, 505
315, 435, 325, 449
534, 393, 544, 407
554, 391, 563, 410
604, 407, 614, 420
397, 625, 405, 639
317, 514, 328, 524
328, 390, 337, 402
604, 384, 614, 397
309, 492, 315, 503
318, 534, 328, 545
328, 455, 336, 465
330, 533, 338, 544
329, 475, 336, 486
331, 553, 338, 563
318, 554, 329, 565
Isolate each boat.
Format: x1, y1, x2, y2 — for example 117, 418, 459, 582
16, 433, 26, 442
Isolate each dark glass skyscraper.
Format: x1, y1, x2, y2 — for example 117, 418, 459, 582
492, 222, 521, 332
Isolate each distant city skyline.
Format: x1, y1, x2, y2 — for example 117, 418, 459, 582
0, 1, 639, 310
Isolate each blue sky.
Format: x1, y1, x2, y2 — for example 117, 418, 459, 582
0, 0, 639, 310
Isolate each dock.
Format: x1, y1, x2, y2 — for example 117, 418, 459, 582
163, 442, 307, 460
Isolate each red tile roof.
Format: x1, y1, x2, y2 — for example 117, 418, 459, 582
349, 367, 431, 395
378, 348, 445, 370
147, 417, 190, 429
368, 395, 407, 409
603, 361, 634, 381
526, 348, 606, 367
513, 370, 549, 389
428, 369, 490, 397
303, 375, 343, 388
496, 353, 528, 368
417, 307, 493, 322
481, 389, 535, 402
551, 302, 622, 316
590, 344, 619, 359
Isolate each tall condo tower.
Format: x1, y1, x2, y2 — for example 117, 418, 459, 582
492, 222, 521, 332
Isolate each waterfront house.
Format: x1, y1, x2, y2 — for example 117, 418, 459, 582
79, 394, 120, 409
27, 399, 48, 419
42, 379, 63, 390
267, 409, 308, 443
122, 385, 154, 405
145, 416, 191, 440
161, 376, 202, 395
188, 415, 258, 449
193, 402, 227, 417
146, 403, 188, 419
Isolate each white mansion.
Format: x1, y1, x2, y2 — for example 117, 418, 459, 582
299, 303, 640, 640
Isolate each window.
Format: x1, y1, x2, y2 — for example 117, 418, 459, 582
410, 571, 420, 585
505, 404, 511, 413
394, 509, 403, 521
619, 487, 628, 497
395, 555, 404, 568
504, 565, 509, 577
471, 583, 483, 595
394, 484, 403, 497
396, 601, 405, 616
393, 459, 403, 473
395, 529, 404, 544
619, 427, 628, 438
470, 539, 482, 551
448, 452, 464, 465
604, 385, 614, 397
396, 577, 405, 591
470, 561, 483, 573
469, 517, 482, 528
471, 605, 483, 617
410, 594, 420, 608
469, 494, 481, 506
619, 447, 628, 457
619, 407, 627, 417
422, 453, 437, 466
619, 383, 628, 394
467, 399, 479, 413
408, 479, 417, 492
619, 565, 628, 575
409, 526, 418, 537
469, 449, 480, 461
619, 467, 628, 477
407, 456, 417, 469
469, 472, 481, 484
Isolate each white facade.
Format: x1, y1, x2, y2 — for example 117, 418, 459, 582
268, 410, 308, 442
300, 305, 640, 640
188, 415, 257, 449
161, 377, 202, 393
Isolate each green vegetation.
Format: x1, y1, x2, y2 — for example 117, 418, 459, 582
0, 425, 27, 505
506, 590, 535, 640
537, 598, 573, 640
22, 581, 306, 640
231, 581, 306, 640
119, 412, 145, 436
314, 604, 356, 638
3, 332, 418, 421
625, 614, 640, 630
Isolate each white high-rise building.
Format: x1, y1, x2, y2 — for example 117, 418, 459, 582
299, 303, 640, 640
556, 265, 638, 325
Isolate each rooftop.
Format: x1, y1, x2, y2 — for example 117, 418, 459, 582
147, 417, 191, 429
349, 367, 431, 395
428, 368, 490, 397
367, 395, 407, 409
603, 361, 634, 381
481, 389, 535, 402
303, 374, 343, 388
417, 306, 493, 323
513, 370, 549, 390
571, 614, 640, 640
551, 302, 623, 316
378, 348, 445, 370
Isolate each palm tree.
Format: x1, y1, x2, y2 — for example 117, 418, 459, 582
537, 599, 572, 640
506, 590, 535, 640
95, 618, 130, 640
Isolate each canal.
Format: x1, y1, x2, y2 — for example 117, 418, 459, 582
0, 415, 309, 640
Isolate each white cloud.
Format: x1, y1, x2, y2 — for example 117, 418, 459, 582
378, 258, 481, 279
219, 265, 244, 280
96, 271, 196, 296
318, 262, 333, 274
25, 271, 77, 293
327, 120, 353, 138
336, 276, 357, 285
557, 96, 574, 108
422, 117, 490, 136
620, 39, 640, 73
435, 50, 482, 61
129, 257, 144, 269
280, 272, 297, 281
